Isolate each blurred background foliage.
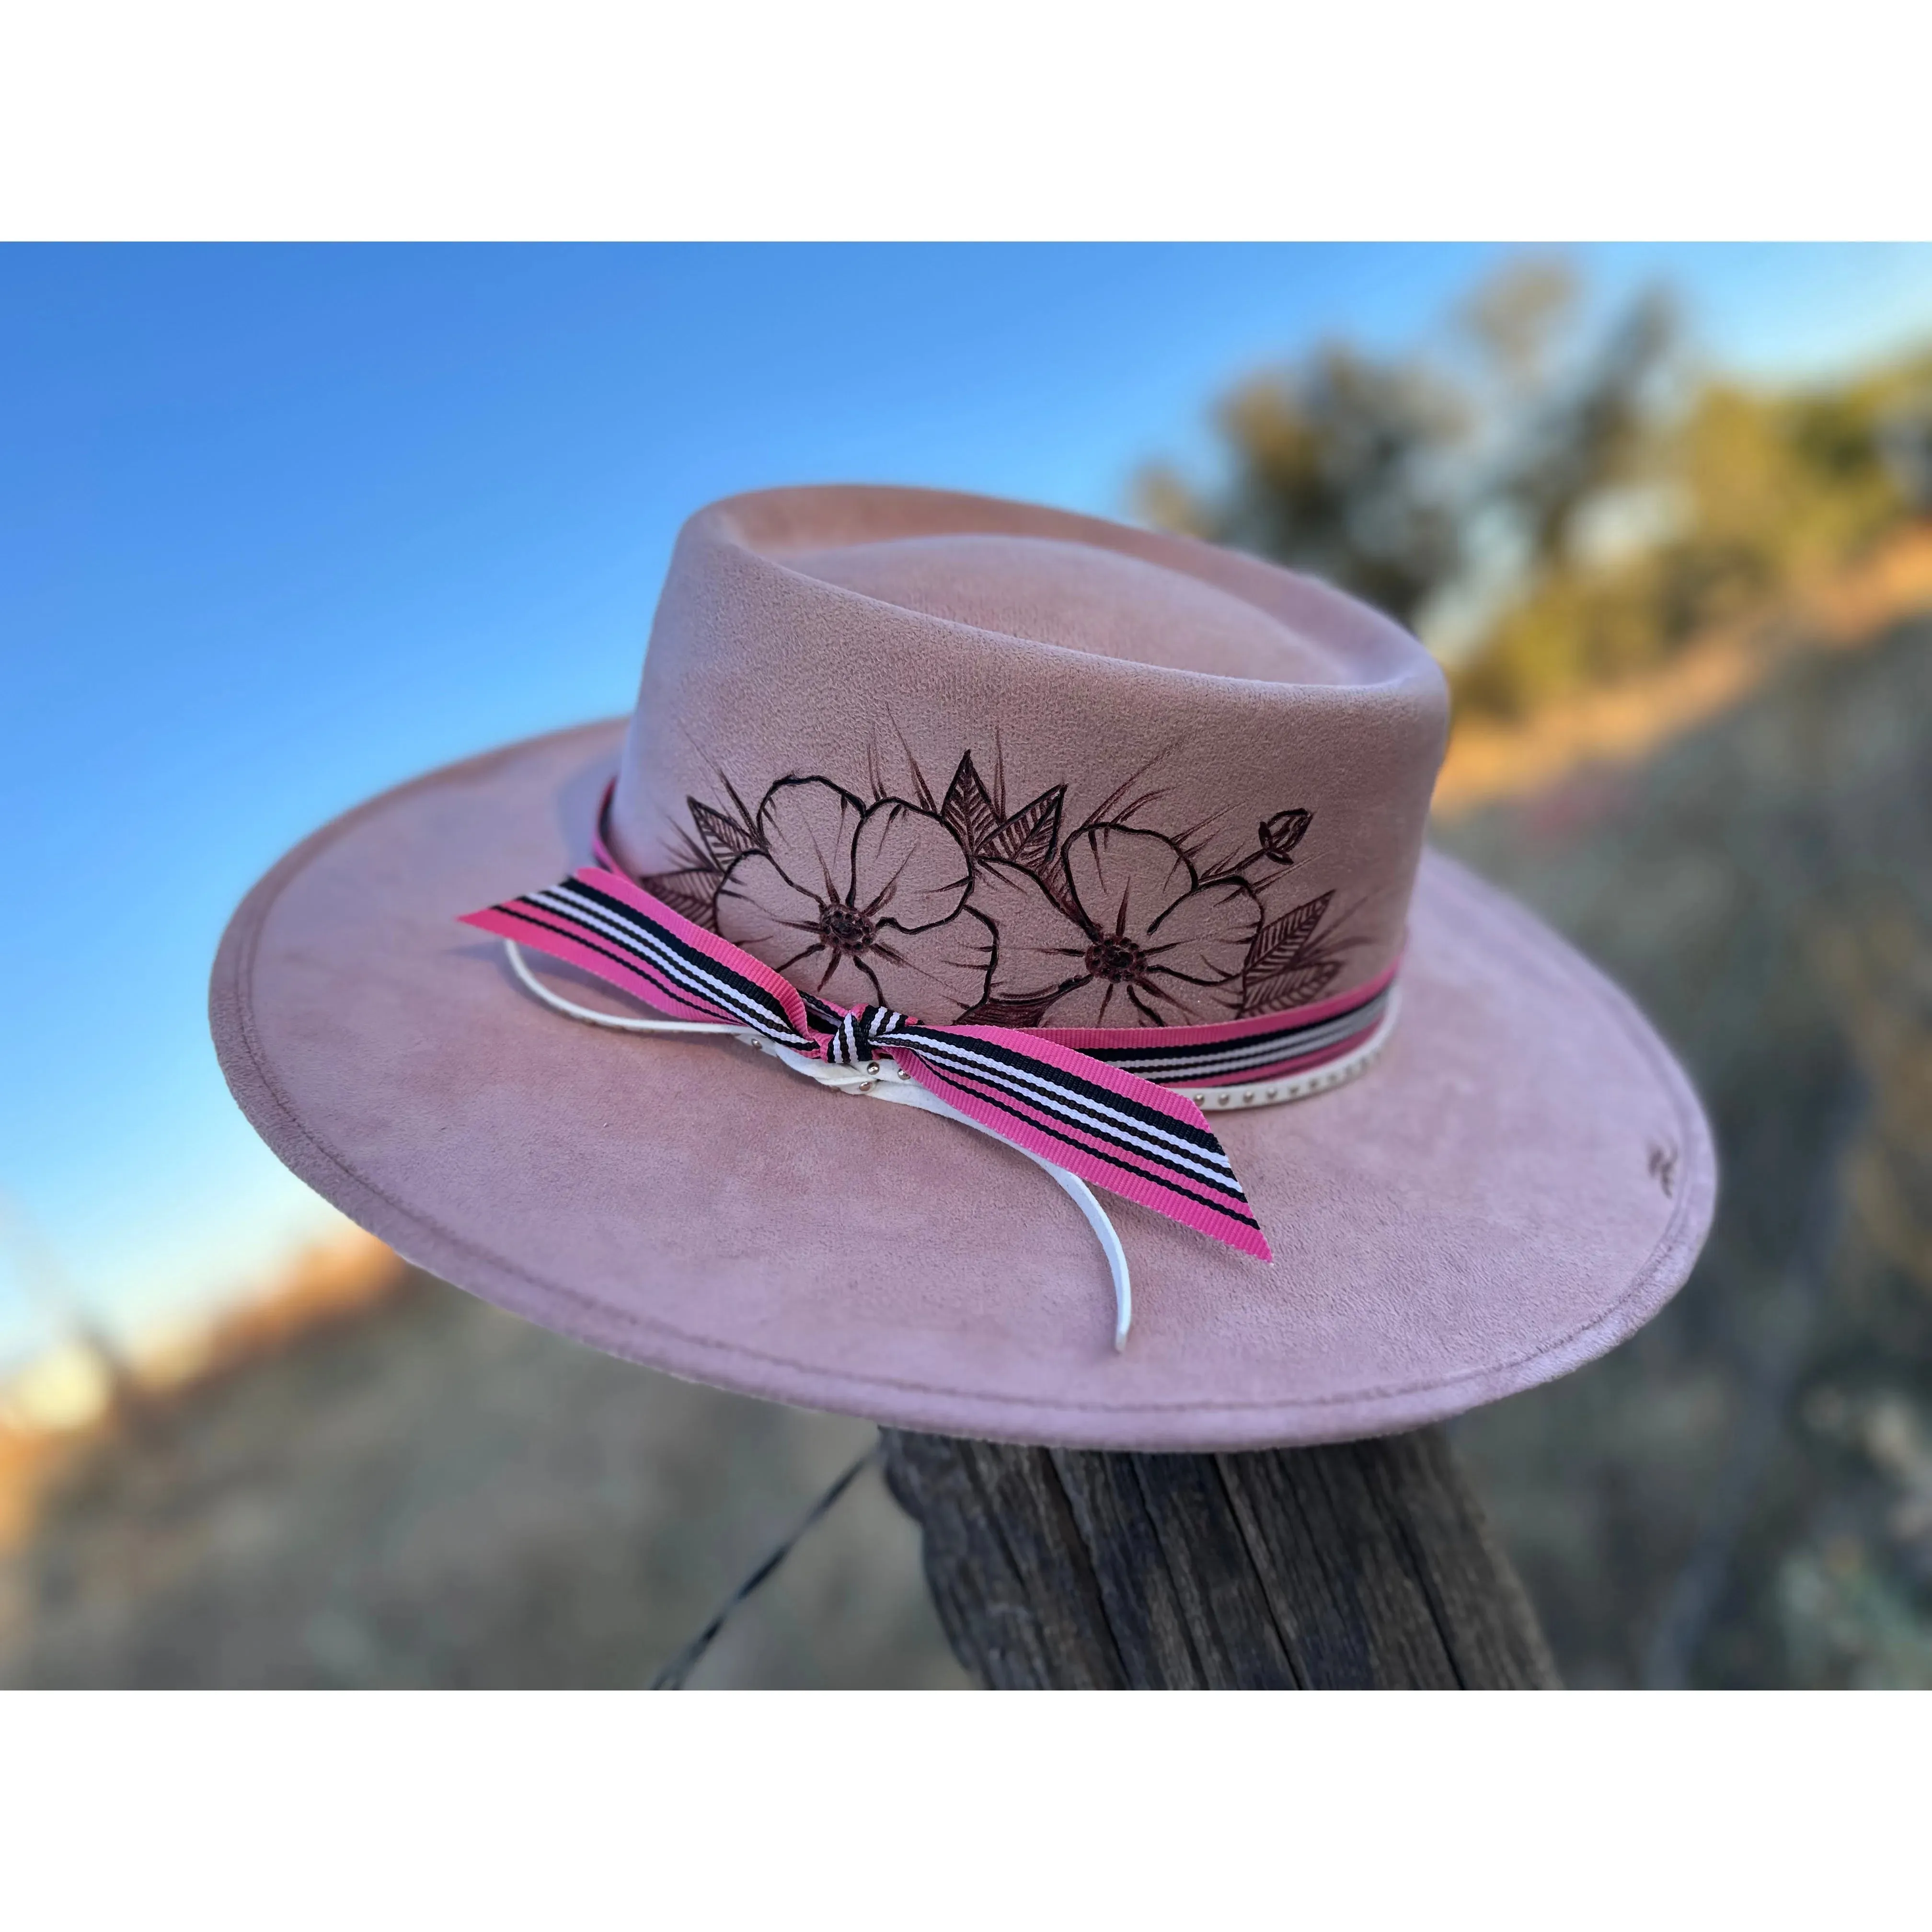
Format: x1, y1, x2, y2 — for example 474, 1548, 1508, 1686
1138, 255, 1932, 721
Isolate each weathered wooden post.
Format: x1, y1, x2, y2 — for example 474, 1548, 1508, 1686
882, 1425, 1557, 1690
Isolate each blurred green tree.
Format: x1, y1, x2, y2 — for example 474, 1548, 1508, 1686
1140, 256, 1930, 724
1139, 346, 1466, 628
1138, 256, 1677, 633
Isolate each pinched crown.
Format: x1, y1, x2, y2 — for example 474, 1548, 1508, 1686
610, 486, 1447, 1028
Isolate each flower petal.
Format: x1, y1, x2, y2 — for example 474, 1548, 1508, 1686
851, 800, 972, 932
968, 860, 1095, 1005
1063, 825, 1196, 944
1040, 973, 1128, 1026
714, 853, 827, 973
866, 909, 997, 1021
799, 947, 883, 1009
1145, 877, 1263, 986
755, 777, 864, 903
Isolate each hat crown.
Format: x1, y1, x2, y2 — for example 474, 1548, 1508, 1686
609, 486, 1447, 1030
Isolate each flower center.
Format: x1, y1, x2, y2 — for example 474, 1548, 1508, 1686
817, 902, 876, 954
1083, 935, 1145, 983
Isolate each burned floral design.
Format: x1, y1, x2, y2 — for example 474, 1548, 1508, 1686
639, 748, 1360, 1026
970, 828, 1259, 1025
711, 778, 992, 1015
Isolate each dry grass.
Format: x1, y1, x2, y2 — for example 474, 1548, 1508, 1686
1434, 527, 1932, 818
1444, 609, 1932, 1685
0, 1234, 412, 1557
0, 1254, 960, 1689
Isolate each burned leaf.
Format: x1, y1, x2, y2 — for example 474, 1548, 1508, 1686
1243, 958, 1344, 1014
689, 798, 761, 867
1246, 891, 1334, 978
941, 752, 1002, 855
638, 867, 724, 924
981, 786, 1065, 870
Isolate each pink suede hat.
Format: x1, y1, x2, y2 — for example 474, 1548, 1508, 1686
210, 484, 1714, 1449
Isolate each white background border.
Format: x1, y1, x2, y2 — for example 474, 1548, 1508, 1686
2, 2, 1924, 239
4, 1693, 1924, 1923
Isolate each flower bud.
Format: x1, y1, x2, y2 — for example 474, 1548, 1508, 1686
1259, 809, 1311, 863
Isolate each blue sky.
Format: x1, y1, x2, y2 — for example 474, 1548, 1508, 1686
4, 242, 1932, 1361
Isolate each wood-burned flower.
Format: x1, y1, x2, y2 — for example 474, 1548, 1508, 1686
970, 825, 1260, 1024
715, 778, 993, 1015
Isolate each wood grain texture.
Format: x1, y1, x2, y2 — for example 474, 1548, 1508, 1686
880, 1426, 1559, 1690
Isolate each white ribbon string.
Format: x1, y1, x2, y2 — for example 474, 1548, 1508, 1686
864, 1071, 1137, 1350
501, 938, 1395, 1351
504, 937, 745, 1036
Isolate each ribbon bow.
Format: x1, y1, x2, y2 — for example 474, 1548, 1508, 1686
460, 801, 1399, 1346
823, 1003, 919, 1069
461, 864, 1274, 1271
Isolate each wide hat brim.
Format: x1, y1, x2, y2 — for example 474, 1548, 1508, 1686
211, 718, 1714, 1450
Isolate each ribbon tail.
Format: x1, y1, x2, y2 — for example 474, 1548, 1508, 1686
889, 1035, 1273, 1263
460, 866, 817, 1049
461, 851, 1273, 1265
